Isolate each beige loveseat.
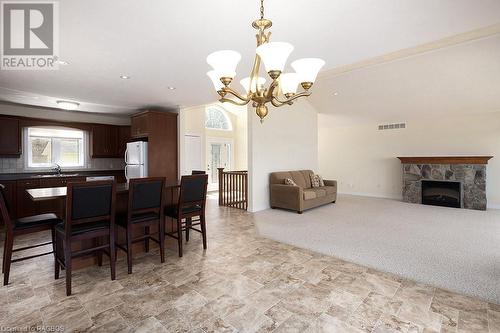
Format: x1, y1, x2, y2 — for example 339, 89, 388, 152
270, 170, 337, 214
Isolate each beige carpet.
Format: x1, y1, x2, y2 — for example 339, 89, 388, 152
253, 194, 500, 303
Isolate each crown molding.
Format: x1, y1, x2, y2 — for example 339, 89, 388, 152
319, 24, 500, 78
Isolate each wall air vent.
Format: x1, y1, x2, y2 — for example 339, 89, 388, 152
378, 123, 406, 130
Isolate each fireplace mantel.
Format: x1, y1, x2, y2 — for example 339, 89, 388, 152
397, 156, 493, 165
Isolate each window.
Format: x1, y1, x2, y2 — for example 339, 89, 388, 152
26, 127, 85, 168
205, 106, 232, 130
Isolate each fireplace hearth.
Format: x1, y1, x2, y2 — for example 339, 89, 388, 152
422, 180, 461, 208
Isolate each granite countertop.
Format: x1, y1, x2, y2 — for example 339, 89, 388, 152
0, 169, 124, 181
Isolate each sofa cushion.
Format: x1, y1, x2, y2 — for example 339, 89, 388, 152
303, 190, 316, 200
301, 170, 314, 188
270, 170, 315, 188
290, 171, 308, 188
324, 186, 336, 195
270, 171, 293, 185
310, 188, 327, 198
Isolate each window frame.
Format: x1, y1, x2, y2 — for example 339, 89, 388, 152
24, 126, 88, 170
205, 106, 233, 131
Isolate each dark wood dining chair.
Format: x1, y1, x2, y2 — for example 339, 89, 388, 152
191, 170, 206, 175
116, 177, 165, 274
54, 180, 116, 296
1, 184, 62, 286
165, 174, 208, 257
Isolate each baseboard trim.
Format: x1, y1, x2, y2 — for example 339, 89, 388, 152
339, 191, 402, 201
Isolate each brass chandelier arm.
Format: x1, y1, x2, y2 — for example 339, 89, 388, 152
265, 78, 280, 100
272, 91, 312, 106
221, 87, 251, 103
219, 97, 251, 106
270, 98, 287, 108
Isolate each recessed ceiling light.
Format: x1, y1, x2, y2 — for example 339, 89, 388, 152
333, 92, 339, 96
120, 75, 131, 79
56, 100, 80, 110
167, 86, 176, 90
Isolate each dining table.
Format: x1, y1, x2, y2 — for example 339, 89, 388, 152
25, 180, 181, 269
26, 181, 181, 202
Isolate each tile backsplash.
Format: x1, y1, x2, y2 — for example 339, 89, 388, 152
0, 155, 125, 174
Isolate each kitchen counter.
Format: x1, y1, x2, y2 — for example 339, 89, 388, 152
0, 169, 125, 181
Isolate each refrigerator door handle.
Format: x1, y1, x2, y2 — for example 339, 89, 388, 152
124, 147, 129, 164
125, 165, 129, 181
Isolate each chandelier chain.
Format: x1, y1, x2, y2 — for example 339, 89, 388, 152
260, 0, 264, 19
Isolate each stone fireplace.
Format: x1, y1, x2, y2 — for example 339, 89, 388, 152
398, 156, 493, 210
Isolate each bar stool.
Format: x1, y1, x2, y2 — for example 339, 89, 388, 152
116, 177, 165, 274
54, 180, 116, 296
1, 184, 61, 286
165, 174, 208, 257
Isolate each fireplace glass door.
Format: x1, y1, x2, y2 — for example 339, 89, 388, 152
421, 180, 461, 208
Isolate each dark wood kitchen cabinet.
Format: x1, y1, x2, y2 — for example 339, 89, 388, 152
0, 116, 22, 156
130, 113, 149, 138
16, 179, 40, 218
117, 126, 131, 156
90, 124, 118, 158
90, 124, 130, 158
130, 110, 178, 180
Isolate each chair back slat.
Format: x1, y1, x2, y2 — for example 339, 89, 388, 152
65, 181, 116, 238
0, 184, 13, 232
128, 177, 165, 222
179, 174, 208, 207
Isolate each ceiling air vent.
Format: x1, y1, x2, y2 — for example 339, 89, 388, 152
378, 123, 406, 130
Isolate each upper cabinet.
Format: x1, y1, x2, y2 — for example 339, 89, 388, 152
131, 112, 150, 138
130, 110, 178, 179
0, 116, 21, 156
117, 126, 131, 156
90, 124, 130, 158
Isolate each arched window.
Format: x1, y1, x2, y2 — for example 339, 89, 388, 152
205, 106, 232, 131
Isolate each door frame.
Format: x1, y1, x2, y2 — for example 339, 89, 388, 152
206, 136, 234, 191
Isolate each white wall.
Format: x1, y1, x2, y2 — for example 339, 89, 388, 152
318, 112, 500, 208
0, 103, 130, 125
248, 100, 319, 212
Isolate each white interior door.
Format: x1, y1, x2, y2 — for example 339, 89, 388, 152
184, 135, 202, 175
206, 138, 232, 191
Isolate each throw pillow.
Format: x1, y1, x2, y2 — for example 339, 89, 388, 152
310, 174, 323, 188
284, 178, 297, 186
318, 175, 325, 187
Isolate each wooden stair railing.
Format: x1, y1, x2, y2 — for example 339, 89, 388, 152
217, 168, 248, 210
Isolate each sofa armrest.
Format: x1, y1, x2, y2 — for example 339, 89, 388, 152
270, 184, 302, 209
324, 180, 337, 187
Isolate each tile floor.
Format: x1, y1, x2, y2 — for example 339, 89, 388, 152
0, 196, 499, 333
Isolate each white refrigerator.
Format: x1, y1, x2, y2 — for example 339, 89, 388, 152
125, 141, 148, 181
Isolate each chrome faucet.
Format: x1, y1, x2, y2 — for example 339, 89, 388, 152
53, 163, 62, 175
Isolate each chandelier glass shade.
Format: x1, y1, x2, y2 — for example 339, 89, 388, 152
206, 0, 325, 122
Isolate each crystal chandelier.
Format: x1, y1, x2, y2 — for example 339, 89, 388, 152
206, 0, 325, 123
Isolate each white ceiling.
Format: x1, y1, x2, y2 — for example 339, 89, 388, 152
1, 0, 500, 115
310, 33, 500, 123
